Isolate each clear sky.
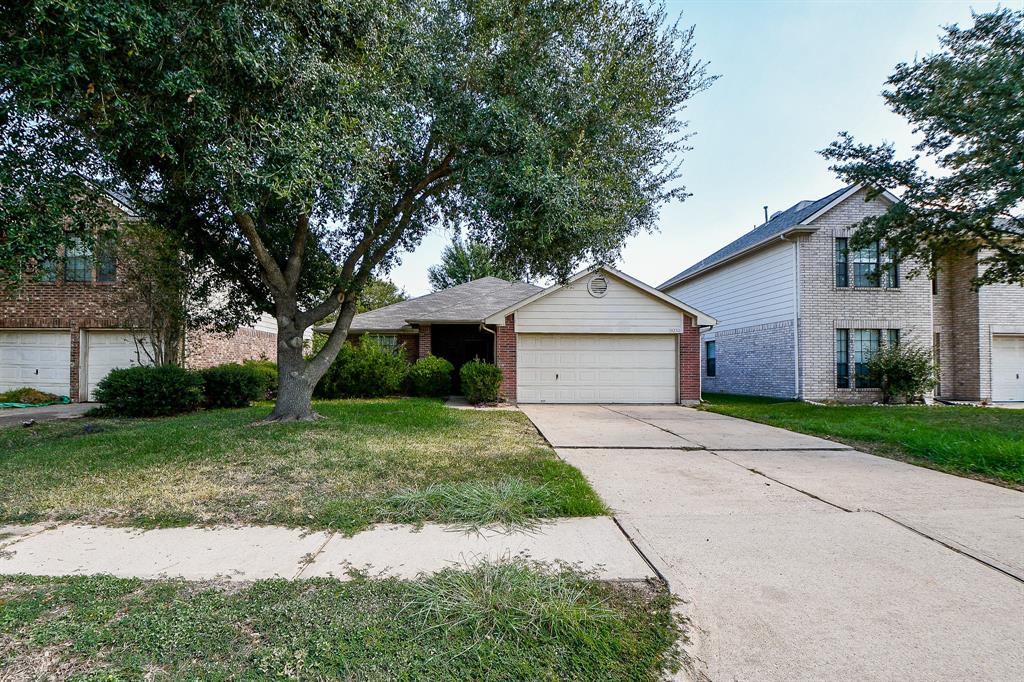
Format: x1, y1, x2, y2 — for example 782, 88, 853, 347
388, 0, 1018, 296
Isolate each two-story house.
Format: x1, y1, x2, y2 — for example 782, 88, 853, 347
660, 184, 1024, 403
0, 192, 279, 401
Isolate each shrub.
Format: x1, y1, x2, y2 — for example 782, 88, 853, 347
315, 341, 409, 398
867, 342, 938, 404
0, 387, 60, 404
201, 363, 266, 408
93, 365, 204, 417
243, 359, 278, 398
460, 359, 503, 404
408, 355, 454, 397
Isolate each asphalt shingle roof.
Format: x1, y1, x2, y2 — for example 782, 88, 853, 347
319, 276, 542, 333
660, 185, 855, 288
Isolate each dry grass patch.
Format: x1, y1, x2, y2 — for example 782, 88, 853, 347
0, 399, 605, 532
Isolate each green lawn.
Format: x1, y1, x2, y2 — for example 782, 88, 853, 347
0, 399, 605, 532
0, 563, 680, 680
699, 393, 1024, 487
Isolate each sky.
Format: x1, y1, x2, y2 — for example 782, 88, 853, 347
387, 0, 1019, 296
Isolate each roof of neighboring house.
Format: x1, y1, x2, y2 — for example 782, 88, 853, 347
659, 184, 861, 289
316, 277, 543, 333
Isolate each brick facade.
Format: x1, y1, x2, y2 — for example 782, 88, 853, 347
1, 250, 279, 401
417, 324, 432, 358
700, 320, 796, 398
495, 314, 517, 402
185, 326, 277, 369
678, 316, 701, 403
797, 188, 933, 402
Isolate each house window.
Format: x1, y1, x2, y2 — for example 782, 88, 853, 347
853, 329, 881, 388
37, 258, 58, 282
96, 233, 117, 282
836, 329, 849, 388
883, 246, 900, 288
64, 239, 93, 282
366, 334, 398, 352
705, 340, 716, 377
835, 238, 849, 288
852, 241, 880, 287
886, 328, 900, 347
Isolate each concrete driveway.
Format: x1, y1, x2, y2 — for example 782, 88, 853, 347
522, 404, 1024, 682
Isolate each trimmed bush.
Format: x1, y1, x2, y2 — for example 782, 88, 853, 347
93, 365, 204, 417
201, 363, 266, 408
867, 342, 938, 404
409, 355, 454, 397
460, 359, 503, 404
315, 341, 409, 398
242, 359, 278, 398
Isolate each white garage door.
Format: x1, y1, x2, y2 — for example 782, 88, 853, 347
517, 334, 676, 403
84, 330, 151, 400
992, 335, 1024, 402
0, 330, 72, 397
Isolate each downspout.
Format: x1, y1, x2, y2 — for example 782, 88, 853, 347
480, 323, 497, 362
780, 233, 801, 399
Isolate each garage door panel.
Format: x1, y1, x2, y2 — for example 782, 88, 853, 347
0, 330, 71, 396
517, 333, 676, 404
84, 331, 153, 400
992, 335, 1024, 402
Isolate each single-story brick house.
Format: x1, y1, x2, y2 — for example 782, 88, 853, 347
0, 193, 279, 401
316, 266, 716, 403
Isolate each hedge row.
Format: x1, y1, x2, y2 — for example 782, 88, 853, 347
94, 360, 276, 418
313, 342, 459, 399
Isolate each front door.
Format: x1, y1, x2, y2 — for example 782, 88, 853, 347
429, 324, 495, 393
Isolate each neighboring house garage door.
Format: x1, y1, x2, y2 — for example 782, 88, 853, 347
992, 335, 1024, 402
83, 330, 150, 401
0, 330, 72, 397
517, 334, 676, 403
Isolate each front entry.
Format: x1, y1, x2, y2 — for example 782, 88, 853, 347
429, 324, 495, 393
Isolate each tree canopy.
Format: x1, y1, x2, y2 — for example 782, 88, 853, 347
821, 9, 1024, 286
427, 235, 517, 290
0, 0, 713, 419
357, 278, 408, 313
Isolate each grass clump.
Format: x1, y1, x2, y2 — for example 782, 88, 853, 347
382, 478, 560, 530
0, 566, 681, 680
700, 392, 1024, 486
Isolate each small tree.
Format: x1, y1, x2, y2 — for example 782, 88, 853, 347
867, 343, 938, 404
428, 235, 516, 290
358, 278, 408, 313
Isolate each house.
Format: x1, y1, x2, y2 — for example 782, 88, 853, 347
315, 266, 715, 403
659, 184, 1024, 403
0, 193, 278, 401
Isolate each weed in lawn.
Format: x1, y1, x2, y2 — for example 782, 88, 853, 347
382, 478, 560, 531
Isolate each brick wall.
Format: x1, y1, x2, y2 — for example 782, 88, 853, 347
185, 327, 277, 369
418, 324, 431, 358
933, 252, 979, 399
495, 314, 517, 402
797, 187, 933, 402
699, 320, 796, 398
679, 316, 701, 402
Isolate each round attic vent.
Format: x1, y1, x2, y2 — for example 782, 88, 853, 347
587, 275, 608, 298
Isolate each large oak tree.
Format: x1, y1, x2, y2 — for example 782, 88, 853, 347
822, 9, 1024, 286
0, 0, 713, 420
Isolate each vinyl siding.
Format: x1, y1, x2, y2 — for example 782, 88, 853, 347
665, 240, 796, 333
514, 273, 684, 334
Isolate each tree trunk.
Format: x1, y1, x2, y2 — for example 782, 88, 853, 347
264, 317, 319, 422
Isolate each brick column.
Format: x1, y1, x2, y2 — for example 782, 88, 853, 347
418, 324, 431, 358
679, 316, 700, 403
495, 314, 517, 402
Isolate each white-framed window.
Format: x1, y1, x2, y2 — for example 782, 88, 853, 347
366, 334, 398, 352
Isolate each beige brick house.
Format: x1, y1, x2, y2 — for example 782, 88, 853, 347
0, 193, 277, 401
660, 184, 1024, 404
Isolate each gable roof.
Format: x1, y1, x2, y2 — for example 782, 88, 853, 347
658, 184, 898, 289
483, 265, 717, 326
316, 276, 542, 333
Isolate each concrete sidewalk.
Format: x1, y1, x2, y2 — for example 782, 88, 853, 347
0, 517, 654, 582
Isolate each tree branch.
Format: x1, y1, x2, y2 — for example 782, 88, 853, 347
234, 212, 287, 293
283, 213, 309, 288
